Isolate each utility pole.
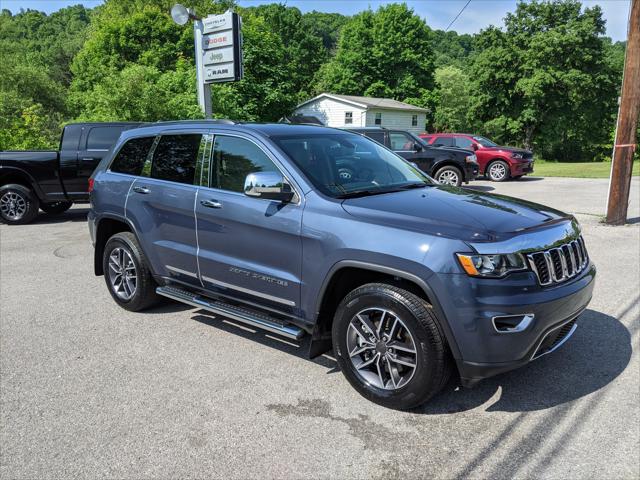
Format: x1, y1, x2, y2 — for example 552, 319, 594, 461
605, 0, 640, 225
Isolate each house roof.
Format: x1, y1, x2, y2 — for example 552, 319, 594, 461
296, 93, 429, 113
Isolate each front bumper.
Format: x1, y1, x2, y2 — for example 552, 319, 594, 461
512, 159, 534, 176
430, 263, 596, 387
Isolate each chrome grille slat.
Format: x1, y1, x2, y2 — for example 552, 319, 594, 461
527, 235, 589, 286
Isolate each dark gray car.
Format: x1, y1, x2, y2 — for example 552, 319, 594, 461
88, 121, 595, 409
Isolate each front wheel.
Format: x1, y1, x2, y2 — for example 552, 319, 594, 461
103, 232, 160, 311
434, 166, 463, 187
332, 283, 452, 410
41, 201, 73, 215
0, 184, 39, 225
487, 160, 510, 182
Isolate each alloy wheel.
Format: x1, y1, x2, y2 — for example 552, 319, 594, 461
489, 162, 507, 181
346, 308, 418, 390
0, 192, 27, 221
437, 170, 459, 185
108, 247, 137, 300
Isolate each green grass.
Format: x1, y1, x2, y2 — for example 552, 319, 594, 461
531, 160, 640, 178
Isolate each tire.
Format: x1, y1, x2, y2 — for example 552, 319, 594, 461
0, 184, 39, 225
102, 231, 160, 311
434, 165, 463, 187
487, 160, 510, 182
41, 201, 73, 215
332, 283, 452, 410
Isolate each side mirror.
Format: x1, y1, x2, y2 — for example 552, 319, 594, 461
244, 171, 294, 202
413, 142, 423, 152
471, 143, 479, 151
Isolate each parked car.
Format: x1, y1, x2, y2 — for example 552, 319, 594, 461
89, 121, 595, 410
347, 127, 478, 187
0, 122, 141, 224
420, 133, 534, 182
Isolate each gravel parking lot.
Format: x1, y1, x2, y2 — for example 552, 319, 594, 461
1, 176, 638, 479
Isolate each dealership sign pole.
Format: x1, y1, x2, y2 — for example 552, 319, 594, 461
171, 5, 243, 118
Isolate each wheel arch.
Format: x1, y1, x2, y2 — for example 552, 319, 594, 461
93, 215, 139, 276
309, 260, 462, 362
0, 167, 44, 200
431, 160, 466, 181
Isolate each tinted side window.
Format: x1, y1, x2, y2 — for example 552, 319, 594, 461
455, 137, 474, 149
433, 136, 454, 147
87, 127, 124, 150
151, 134, 202, 184
110, 136, 155, 176
363, 131, 385, 144
212, 136, 279, 193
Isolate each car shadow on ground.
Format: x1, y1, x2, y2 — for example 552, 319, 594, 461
185, 301, 633, 415
514, 176, 545, 182
464, 185, 495, 192
30, 208, 90, 225
417, 305, 634, 414
190, 311, 339, 371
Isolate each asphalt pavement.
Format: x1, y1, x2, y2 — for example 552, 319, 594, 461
1, 176, 638, 479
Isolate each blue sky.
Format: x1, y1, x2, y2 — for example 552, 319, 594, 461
1, 0, 631, 41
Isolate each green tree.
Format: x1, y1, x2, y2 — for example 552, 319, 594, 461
316, 3, 435, 103
433, 66, 474, 132
471, 0, 620, 161
431, 30, 475, 68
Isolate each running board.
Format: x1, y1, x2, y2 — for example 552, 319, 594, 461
156, 286, 305, 340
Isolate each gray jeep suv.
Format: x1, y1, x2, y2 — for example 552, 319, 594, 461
89, 121, 595, 409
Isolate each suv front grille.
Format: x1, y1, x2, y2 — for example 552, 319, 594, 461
527, 236, 588, 286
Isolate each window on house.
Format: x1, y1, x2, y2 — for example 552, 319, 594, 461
344, 111, 353, 124
374, 113, 382, 125
411, 115, 418, 127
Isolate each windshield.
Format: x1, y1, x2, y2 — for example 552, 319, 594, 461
272, 133, 433, 198
472, 136, 498, 147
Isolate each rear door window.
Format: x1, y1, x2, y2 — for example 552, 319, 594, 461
109, 136, 155, 176
151, 134, 202, 185
362, 131, 385, 144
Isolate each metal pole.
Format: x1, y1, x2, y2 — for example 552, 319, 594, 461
194, 19, 212, 118
605, 0, 640, 225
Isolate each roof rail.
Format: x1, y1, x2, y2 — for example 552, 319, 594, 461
151, 119, 237, 126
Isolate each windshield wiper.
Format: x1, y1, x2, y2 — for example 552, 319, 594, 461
336, 183, 429, 199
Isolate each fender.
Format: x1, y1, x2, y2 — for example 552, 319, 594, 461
0, 166, 47, 200
315, 260, 463, 361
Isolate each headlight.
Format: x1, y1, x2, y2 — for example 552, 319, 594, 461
511, 152, 523, 159
456, 253, 527, 278
466, 154, 477, 163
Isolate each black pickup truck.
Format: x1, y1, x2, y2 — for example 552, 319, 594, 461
0, 122, 140, 224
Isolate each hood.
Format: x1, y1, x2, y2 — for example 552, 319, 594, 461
482, 146, 532, 154
341, 186, 571, 243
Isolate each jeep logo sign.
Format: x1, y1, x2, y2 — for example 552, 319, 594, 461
203, 46, 234, 66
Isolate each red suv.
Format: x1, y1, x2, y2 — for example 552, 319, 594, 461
419, 133, 534, 182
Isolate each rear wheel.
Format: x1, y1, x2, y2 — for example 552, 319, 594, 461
103, 232, 160, 311
434, 165, 463, 187
332, 283, 452, 410
487, 160, 510, 182
41, 201, 73, 215
0, 184, 39, 225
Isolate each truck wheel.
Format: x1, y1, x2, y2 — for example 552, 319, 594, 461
41, 201, 72, 215
487, 160, 510, 182
0, 184, 39, 225
103, 232, 160, 312
332, 283, 452, 410
434, 166, 462, 186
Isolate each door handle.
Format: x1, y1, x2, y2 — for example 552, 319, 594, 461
133, 186, 151, 194
201, 199, 222, 209
81, 157, 96, 162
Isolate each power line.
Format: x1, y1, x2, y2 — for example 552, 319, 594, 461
445, 0, 472, 32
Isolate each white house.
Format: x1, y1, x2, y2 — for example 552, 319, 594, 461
292, 93, 429, 134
